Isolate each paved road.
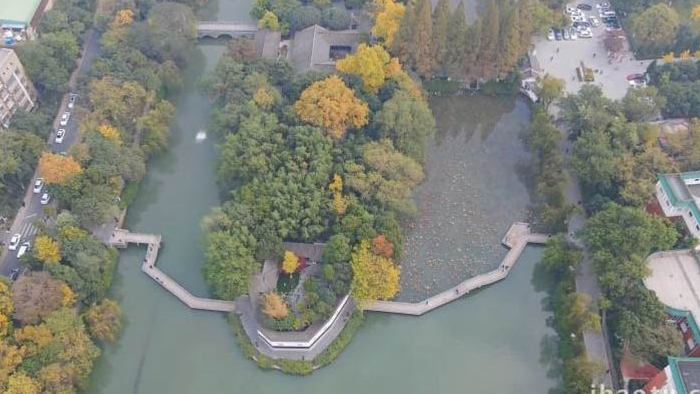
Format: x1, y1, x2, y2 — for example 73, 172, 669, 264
0, 29, 101, 277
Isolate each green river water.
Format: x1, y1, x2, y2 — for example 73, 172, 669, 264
88, 1, 559, 393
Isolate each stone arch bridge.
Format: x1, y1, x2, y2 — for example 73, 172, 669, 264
197, 21, 258, 39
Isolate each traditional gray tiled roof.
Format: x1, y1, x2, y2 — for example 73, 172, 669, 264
254, 30, 281, 59
289, 25, 360, 72
282, 242, 326, 263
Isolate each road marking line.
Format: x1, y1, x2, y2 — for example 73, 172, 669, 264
25, 213, 37, 219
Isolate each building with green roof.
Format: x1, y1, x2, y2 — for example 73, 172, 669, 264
0, 0, 48, 37
644, 357, 700, 394
656, 172, 700, 240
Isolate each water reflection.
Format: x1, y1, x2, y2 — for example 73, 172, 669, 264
399, 96, 533, 301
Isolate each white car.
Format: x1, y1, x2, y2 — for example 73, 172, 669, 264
566, 6, 577, 14
589, 16, 600, 27
67, 93, 77, 109
33, 178, 44, 194
8, 234, 20, 251
547, 29, 555, 40
40, 193, 50, 205
16, 241, 30, 258
55, 128, 66, 144
571, 15, 586, 22
596, 2, 610, 9
60, 112, 70, 126
570, 28, 578, 40
578, 28, 593, 38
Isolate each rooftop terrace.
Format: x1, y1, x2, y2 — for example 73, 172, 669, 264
0, 0, 43, 27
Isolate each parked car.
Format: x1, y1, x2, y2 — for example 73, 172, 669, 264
570, 28, 578, 40
16, 241, 30, 258
40, 193, 50, 205
547, 29, 555, 40
8, 234, 20, 251
67, 93, 77, 109
60, 112, 70, 126
589, 16, 600, 26
55, 128, 65, 144
9, 268, 20, 282
563, 28, 571, 40
578, 28, 593, 38
571, 14, 586, 22
596, 2, 610, 9
577, 3, 592, 10
555, 29, 563, 40
566, 6, 577, 14
33, 178, 44, 194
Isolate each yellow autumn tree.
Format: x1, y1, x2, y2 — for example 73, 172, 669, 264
262, 292, 289, 319
253, 87, 277, 110
258, 11, 280, 31
33, 236, 61, 265
663, 52, 675, 63
351, 240, 400, 305
5, 372, 42, 394
294, 76, 369, 141
97, 124, 122, 145
337, 44, 401, 93
38, 153, 83, 185
0, 341, 25, 384
329, 174, 348, 215
281, 251, 300, 274
0, 282, 12, 338
60, 284, 76, 308
693, 5, 700, 20
115, 9, 135, 27
372, 0, 405, 48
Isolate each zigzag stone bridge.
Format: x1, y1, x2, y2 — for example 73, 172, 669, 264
364, 222, 550, 315
108, 222, 549, 359
196, 21, 258, 39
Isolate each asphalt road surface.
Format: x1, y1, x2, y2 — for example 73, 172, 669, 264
0, 30, 101, 278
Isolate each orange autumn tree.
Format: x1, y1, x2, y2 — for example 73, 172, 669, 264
293, 76, 369, 141
38, 153, 83, 185
372, 235, 394, 258
351, 240, 400, 304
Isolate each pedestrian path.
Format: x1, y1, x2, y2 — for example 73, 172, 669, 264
109, 229, 236, 313
364, 222, 550, 316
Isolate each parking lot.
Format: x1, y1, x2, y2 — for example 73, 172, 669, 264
532, 2, 652, 100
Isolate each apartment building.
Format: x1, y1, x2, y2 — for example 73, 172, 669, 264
0, 48, 37, 128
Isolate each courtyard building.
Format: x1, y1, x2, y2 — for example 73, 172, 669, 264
288, 25, 360, 73
656, 172, 700, 241
0, 48, 37, 128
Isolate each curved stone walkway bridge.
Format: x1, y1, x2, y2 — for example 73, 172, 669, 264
109, 229, 236, 312
364, 222, 550, 316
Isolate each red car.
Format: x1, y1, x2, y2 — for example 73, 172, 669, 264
626, 73, 645, 81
